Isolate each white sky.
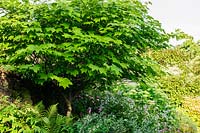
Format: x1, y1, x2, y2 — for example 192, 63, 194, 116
145, 0, 200, 40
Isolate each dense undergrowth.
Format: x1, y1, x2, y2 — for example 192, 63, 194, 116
0, 96, 73, 133
1, 82, 194, 133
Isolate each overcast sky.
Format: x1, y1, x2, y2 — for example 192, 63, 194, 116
146, 0, 200, 40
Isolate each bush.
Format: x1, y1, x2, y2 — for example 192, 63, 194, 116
157, 74, 200, 105
72, 83, 181, 133
0, 96, 72, 133
0, 96, 42, 132
148, 34, 200, 131
0, 0, 171, 127
149, 37, 200, 106
180, 97, 200, 130
176, 108, 198, 133
73, 113, 127, 133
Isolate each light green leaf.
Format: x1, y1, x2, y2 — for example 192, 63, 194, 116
110, 64, 122, 76
72, 27, 82, 35
61, 23, 69, 29
99, 68, 107, 75
30, 65, 41, 73
8, 36, 14, 40
69, 70, 79, 76
88, 64, 100, 71
51, 75, 72, 89
80, 68, 88, 73
46, 28, 55, 33
55, 28, 62, 33
62, 33, 71, 38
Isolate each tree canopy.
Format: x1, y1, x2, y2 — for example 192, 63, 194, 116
0, 0, 169, 90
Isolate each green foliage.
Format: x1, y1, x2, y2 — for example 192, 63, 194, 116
176, 108, 198, 133
148, 31, 200, 131
0, 96, 43, 132
72, 83, 181, 133
0, 96, 72, 133
149, 36, 200, 105
180, 97, 200, 130
0, 0, 169, 90
148, 47, 191, 66
157, 73, 200, 105
2, 0, 189, 132
37, 103, 73, 133
73, 113, 127, 133
0, 88, 196, 133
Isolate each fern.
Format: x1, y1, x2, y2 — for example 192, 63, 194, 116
0, 96, 72, 133
39, 104, 72, 133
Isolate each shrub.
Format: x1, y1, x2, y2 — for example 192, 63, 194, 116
0, 96, 43, 132
0, 96, 72, 133
180, 97, 200, 130
176, 108, 198, 133
73, 113, 127, 133
149, 37, 200, 105
72, 83, 181, 133
0, 0, 171, 122
157, 74, 200, 105
148, 34, 200, 131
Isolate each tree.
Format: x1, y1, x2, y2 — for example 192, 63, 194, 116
0, 0, 169, 114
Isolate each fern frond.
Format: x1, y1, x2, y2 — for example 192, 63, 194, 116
47, 104, 58, 119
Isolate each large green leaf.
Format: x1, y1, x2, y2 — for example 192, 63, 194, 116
51, 75, 72, 89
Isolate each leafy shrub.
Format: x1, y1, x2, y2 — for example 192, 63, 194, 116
180, 97, 200, 130
148, 47, 191, 67
72, 83, 181, 133
73, 113, 127, 133
176, 108, 198, 133
0, 0, 171, 127
148, 34, 200, 131
0, 96, 42, 132
36, 103, 73, 133
157, 74, 200, 105
148, 37, 200, 105
0, 96, 72, 133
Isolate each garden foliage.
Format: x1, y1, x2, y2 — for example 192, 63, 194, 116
0, 0, 169, 90
0, 96, 72, 133
0, 0, 191, 132
150, 32, 200, 105
149, 31, 200, 130
72, 82, 185, 133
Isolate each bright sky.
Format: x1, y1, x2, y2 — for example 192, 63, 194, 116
145, 0, 200, 40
